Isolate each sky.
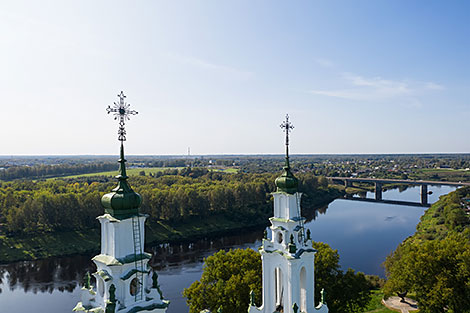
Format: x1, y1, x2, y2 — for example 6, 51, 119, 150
0, 1, 469, 155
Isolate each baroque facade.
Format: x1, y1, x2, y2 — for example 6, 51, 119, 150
74, 92, 168, 313
248, 115, 328, 313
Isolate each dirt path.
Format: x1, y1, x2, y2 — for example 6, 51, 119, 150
382, 296, 418, 313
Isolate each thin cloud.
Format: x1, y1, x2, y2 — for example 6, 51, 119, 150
309, 72, 444, 101
167, 53, 254, 79
314, 58, 336, 68
424, 82, 445, 90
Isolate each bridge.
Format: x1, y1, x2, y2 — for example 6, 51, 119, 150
342, 196, 432, 207
327, 177, 470, 206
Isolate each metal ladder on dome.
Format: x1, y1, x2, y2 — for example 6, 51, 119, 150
132, 215, 144, 302
296, 193, 305, 244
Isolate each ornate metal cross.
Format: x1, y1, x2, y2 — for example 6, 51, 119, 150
106, 91, 138, 141
280, 114, 294, 147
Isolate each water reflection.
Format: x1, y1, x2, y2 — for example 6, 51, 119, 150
149, 230, 266, 273
0, 255, 94, 294
0, 233, 266, 313
0, 185, 457, 313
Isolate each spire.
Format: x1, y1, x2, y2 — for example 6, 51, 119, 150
280, 114, 294, 170
117, 142, 128, 180
275, 114, 298, 194
101, 92, 142, 219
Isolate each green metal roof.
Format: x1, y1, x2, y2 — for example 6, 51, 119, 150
275, 154, 298, 194
101, 143, 142, 219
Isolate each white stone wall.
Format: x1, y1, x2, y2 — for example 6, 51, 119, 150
98, 214, 146, 259
248, 191, 328, 313
272, 192, 302, 220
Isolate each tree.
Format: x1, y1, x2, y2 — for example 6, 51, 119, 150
183, 248, 262, 313
330, 269, 371, 313
312, 241, 341, 304
184, 243, 372, 313
313, 242, 371, 313
384, 231, 470, 313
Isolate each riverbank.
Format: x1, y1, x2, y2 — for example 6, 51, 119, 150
0, 189, 340, 264
0, 214, 265, 264
382, 186, 470, 312
406, 186, 470, 243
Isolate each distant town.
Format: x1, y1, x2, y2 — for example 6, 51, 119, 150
2, 153, 470, 183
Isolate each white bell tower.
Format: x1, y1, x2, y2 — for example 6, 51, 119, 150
248, 114, 328, 313
74, 92, 168, 313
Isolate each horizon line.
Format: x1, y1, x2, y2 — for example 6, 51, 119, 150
1, 152, 470, 157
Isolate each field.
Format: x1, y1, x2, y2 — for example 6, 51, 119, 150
53, 167, 181, 179
409, 168, 470, 182
48, 166, 239, 180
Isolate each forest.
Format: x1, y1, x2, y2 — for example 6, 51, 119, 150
0, 169, 333, 235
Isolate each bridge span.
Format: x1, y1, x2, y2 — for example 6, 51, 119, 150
327, 177, 470, 205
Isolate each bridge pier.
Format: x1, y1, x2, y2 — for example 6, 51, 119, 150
345, 180, 352, 188
375, 182, 382, 201
421, 185, 428, 205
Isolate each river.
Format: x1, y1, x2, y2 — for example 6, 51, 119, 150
0, 185, 456, 313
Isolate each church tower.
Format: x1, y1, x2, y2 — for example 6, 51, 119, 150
248, 115, 328, 313
74, 92, 169, 313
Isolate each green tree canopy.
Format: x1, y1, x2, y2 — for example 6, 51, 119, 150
384, 187, 470, 313
312, 242, 371, 313
384, 230, 470, 313
183, 248, 262, 313
184, 243, 371, 313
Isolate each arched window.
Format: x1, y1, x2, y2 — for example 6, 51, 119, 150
277, 232, 283, 244
275, 267, 283, 308
300, 267, 307, 312
130, 277, 139, 296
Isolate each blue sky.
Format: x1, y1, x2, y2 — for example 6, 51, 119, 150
0, 1, 468, 155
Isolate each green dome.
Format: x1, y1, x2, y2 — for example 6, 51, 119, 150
276, 113, 298, 194
101, 184, 142, 218
101, 143, 141, 219
275, 166, 298, 194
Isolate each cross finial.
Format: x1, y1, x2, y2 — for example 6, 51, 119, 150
280, 114, 294, 147
106, 91, 138, 141
280, 114, 294, 164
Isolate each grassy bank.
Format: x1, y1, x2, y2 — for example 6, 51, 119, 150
405, 186, 470, 243
362, 290, 395, 313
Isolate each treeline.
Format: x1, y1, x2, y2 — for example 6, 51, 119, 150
0, 170, 332, 235
145, 158, 235, 168
384, 187, 470, 313
0, 163, 117, 181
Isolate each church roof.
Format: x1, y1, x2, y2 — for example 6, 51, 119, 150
101, 143, 142, 219
101, 91, 141, 219
275, 114, 298, 194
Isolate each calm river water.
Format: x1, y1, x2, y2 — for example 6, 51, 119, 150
0, 185, 456, 313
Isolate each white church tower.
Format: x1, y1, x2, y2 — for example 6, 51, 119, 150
248, 115, 328, 313
74, 92, 169, 313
